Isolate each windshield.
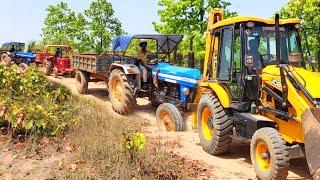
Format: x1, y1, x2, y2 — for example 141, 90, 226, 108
245, 24, 303, 68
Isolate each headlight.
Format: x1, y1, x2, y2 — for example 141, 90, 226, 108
183, 88, 190, 96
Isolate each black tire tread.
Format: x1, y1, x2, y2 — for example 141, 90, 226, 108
108, 69, 136, 115
76, 70, 89, 94
250, 127, 289, 180
198, 94, 233, 155
156, 103, 184, 131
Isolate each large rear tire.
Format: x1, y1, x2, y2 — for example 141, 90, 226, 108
156, 103, 184, 132
1, 53, 11, 67
43, 59, 52, 76
250, 127, 289, 180
76, 70, 89, 94
198, 94, 233, 155
108, 69, 136, 115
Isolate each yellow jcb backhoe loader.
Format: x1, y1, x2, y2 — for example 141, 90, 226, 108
193, 9, 320, 179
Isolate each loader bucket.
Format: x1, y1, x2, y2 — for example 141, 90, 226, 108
302, 108, 320, 179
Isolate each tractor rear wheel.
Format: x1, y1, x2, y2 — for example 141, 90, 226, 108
76, 70, 89, 94
250, 127, 289, 180
108, 69, 136, 115
156, 103, 184, 132
197, 94, 233, 155
1, 53, 11, 67
43, 60, 52, 76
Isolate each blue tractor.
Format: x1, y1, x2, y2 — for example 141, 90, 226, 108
0, 42, 36, 70
111, 35, 201, 131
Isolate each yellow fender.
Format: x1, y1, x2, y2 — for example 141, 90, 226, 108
191, 82, 231, 130
199, 82, 231, 108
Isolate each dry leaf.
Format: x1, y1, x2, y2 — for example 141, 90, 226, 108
65, 145, 74, 152
0, 135, 6, 142
16, 113, 24, 125
73, 159, 86, 165
70, 163, 77, 171
0, 106, 6, 117
13, 142, 25, 149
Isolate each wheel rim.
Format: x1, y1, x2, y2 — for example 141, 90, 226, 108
159, 110, 174, 131
201, 107, 214, 141
256, 141, 271, 171
111, 77, 124, 103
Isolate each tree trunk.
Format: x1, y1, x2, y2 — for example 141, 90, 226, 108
100, 35, 103, 54
188, 36, 195, 68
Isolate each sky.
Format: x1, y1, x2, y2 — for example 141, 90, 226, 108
0, 0, 289, 45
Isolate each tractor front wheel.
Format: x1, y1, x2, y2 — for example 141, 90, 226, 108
18, 63, 28, 74
1, 53, 11, 67
108, 69, 136, 115
43, 60, 52, 76
197, 94, 233, 155
76, 70, 89, 94
156, 103, 184, 132
250, 127, 289, 180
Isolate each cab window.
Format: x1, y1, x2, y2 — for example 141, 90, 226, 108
218, 28, 233, 81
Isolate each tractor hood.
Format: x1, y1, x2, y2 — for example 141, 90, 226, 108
16, 51, 36, 59
262, 65, 320, 99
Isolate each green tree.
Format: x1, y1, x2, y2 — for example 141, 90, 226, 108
84, 0, 124, 53
280, 0, 320, 71
153, 0, 237, 65
42, 2, 77, 45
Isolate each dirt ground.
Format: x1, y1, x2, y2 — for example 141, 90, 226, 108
0, 75, 311, 179
48, 76, 311, 179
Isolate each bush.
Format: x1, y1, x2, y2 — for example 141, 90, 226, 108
0, 65, 75, 135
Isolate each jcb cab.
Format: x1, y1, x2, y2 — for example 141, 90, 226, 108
196, 9, 320, 179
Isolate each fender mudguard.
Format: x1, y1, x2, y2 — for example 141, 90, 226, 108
199, 82, 231, 108
109, 63, 140, 75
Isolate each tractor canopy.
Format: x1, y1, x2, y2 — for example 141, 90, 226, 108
2, 42, 26, 51
44, 45, 72, 52
112, 34, 183, 54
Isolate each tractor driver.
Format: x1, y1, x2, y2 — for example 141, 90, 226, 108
9, 45, 16, 57
55, 48, 62, 58
137, 41, 149, 84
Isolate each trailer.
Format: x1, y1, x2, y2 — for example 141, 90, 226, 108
72, 35, 183, 115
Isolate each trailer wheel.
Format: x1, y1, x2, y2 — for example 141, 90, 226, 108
156, 103, 184, 132
18, 63, 28, 74
1, 53, 11, 67
53, 67, 58, 78
43, 60, 52, 76
250, 127, 289, 180
76, 70, 89, 94
108, 69, 136, 115
198, 94, 233, 155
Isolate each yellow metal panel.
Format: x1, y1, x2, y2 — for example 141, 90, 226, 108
208, 15, 300, 31
276, 119, 304, 143
199, 82, 231, 108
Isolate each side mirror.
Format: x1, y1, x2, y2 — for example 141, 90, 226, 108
245, 55, 254, 67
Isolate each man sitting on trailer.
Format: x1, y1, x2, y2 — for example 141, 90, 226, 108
137, 41, 149, 84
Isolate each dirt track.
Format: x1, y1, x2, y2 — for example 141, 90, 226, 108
49, 76, 311, 179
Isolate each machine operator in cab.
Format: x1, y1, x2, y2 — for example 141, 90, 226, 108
137, 41, 149, 84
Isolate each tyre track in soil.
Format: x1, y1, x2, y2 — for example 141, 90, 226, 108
49, 76, 311, 180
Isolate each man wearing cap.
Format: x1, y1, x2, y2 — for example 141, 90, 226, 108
137, 41, 149, 84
